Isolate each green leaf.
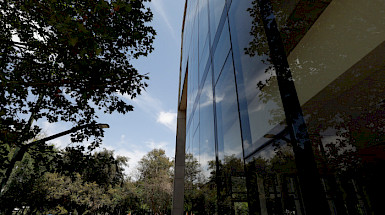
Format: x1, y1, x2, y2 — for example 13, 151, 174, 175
69, 37, 78, 46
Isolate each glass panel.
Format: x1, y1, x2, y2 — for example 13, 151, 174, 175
215, 51, 242, 160
272, 0, 385, 214
228, 0, 285, 158
186, 129, 191, 158
199, 68, 215, 179
213, 19, 231, 83
209, 0, 226, 42
199, 0, 209, 58
246, 137, 303, 215
228, 1, 303, 214
187, 54, 193, 122
191, 15, 199, 101
195, 69, 217, 214
215, 49, 248, 214
187, 0, 198, 19
192, 124, 199, 163
184, 130, 195, 212
187, 16, 199, 126
199, 36, 210, 84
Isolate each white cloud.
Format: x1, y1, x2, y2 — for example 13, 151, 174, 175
157, 111, 177, 131
120, 91, 177, 132
113, 148, 147, 179
106, 139, 174, 180
145, 139, 169, 149
100, 134, 168, 177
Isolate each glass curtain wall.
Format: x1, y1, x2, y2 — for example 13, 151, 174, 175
179, 0, 385, 214
269, 0, 385, 214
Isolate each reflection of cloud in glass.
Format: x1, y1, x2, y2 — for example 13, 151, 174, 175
199, 83, 215, 108
255, 144, 276, 161
199, 150, 215, 179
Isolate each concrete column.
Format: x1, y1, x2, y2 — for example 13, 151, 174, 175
172, 110, 186, 215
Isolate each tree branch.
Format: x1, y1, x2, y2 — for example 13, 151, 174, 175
1, 94, 44, 197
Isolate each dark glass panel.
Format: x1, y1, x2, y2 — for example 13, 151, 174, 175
245, 136, 304, 215
228, 1, 311, 214
272, 0, 385, 214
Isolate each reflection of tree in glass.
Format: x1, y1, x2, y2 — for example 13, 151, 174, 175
301, 70, 385, 214
244, 0, 285, 126
243, 0, 332, 126
242, 0, 385, 213
247, 141, 303, 215
184, 153, 217, 214
216, 155, 248, 214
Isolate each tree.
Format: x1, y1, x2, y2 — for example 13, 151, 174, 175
0, 0, 155, 193
57, 147, 128, 187
0, 144, 57, 214
0, 146, 138, 214
137, 149, 173, 214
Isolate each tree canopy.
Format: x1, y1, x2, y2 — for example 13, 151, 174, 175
137, 148, 173, 215
0, 0, 155, 148
0, 147, 140, 214
0, 0, 155, 202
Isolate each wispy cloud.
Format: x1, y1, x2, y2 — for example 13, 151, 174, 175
145, 139, 169, 149
120, 91, 177, 132
38, 121, 95, 149
122, 91, 161, 117
40, 121, 71, 148
152, 0, 177, 40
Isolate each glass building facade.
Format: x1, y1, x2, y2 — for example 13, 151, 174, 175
173, 0, 385, 214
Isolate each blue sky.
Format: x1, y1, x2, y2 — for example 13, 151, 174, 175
39, 0, 185, 177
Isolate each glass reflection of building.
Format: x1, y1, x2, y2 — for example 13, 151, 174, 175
172, 0, 385, 214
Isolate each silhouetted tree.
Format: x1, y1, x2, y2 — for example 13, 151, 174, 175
0, 0, 155, 194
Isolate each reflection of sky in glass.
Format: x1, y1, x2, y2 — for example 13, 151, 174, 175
229, 0, 285, 156
213, 20, 230, 83
199, 37, 210, 83
199, 71, 216, 179
209, 0, 226, 42
192, 125, 199, 159
198, 0, 209, 58
215, 54, 243, 159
